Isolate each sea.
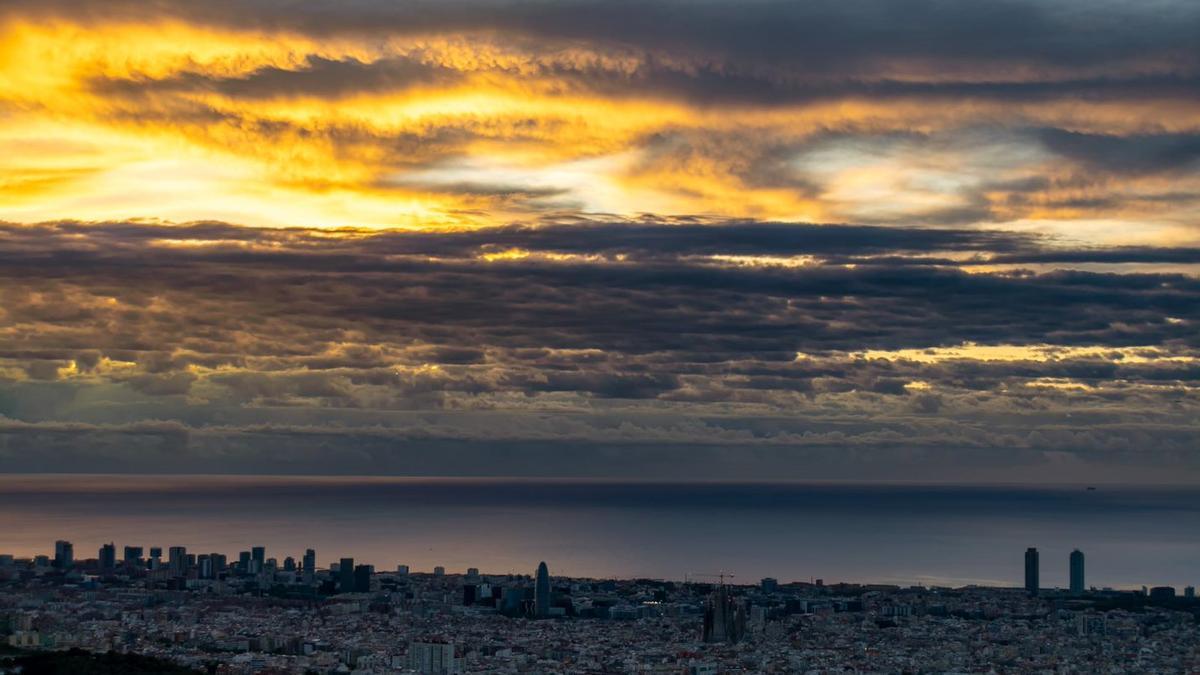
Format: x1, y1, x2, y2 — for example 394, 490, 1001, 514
1, 475, 1198, 590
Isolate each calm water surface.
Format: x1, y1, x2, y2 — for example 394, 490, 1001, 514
1, 475, 1197, 589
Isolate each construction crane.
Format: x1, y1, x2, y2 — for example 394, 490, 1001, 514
685, 572, 735, 585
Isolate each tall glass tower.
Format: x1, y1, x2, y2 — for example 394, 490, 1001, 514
534, 561, 550, 618
1069, 549, 1085, 595
53, 540, 73, 569
339, 557, 355, 593
1024, 547, 1039, 596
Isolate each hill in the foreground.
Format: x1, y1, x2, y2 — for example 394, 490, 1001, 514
0, 648, 204, 675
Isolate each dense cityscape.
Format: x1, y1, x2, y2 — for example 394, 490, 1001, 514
3, 541, 1200, 673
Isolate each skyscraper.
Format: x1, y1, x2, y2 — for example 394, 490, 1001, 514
339, 557, 355, 593
168, 546, 187, 575
251, 546, 265, 573
534, 561, 551, 618
303, 549, 316, 576
98, 542, 116, 571
354, 564, 373, 593
1069, 549, 1085, 595
1024, 547, 1039, 596
53, 540, 73, 569
123, 545, 143, 567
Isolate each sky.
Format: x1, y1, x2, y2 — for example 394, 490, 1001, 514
0, 0, 1197, 480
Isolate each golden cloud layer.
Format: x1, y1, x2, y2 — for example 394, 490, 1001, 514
0, 14, 1198, 240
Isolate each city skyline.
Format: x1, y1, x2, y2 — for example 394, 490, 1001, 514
8, 546, 1199, 673
3, 475, 1197, 590
5, 535, 1200, 672
12, 538, 1170, 596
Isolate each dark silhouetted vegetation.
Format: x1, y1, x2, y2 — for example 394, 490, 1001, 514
0, 648, 204, 674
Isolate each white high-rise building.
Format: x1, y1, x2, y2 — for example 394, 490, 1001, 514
407, 640, 457, 674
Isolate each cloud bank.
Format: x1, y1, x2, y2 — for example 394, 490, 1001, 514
0, 1, 1197, 477
0, 220, 1195, 479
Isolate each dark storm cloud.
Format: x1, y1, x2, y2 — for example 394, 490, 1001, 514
1039, 130, 1200, 174
989, 247, 1200, 266
0, 218, 1042, 262
2, 412, 1197, 478
91, 55, 464, 100
0, 220, 1195, 360
541, 59, 1200, 105
10, 0, 1200, 122
91, 54, 1200, 109
14, 0, 1198, 74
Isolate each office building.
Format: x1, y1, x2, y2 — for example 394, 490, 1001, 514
148, 547, 162, 570
123, 546, 143, 567
500, 587, 528, 617
168, 546, 187, 575
303, 549, 316, 575
98, 543, 116, 571
339, 558, 355, 593
534, 561, 551, 618
1186, 586, 1195, 599
1024, 547, 1039, 596
1069, 549, 1085, 595
407, 640, 457, 674
354, 564, 373, 593
53, 540, 73, 569
761, 577, 778, 594
283, 556, 296, 572
397, 564, 409, 575
1149, 586, 1176, 602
